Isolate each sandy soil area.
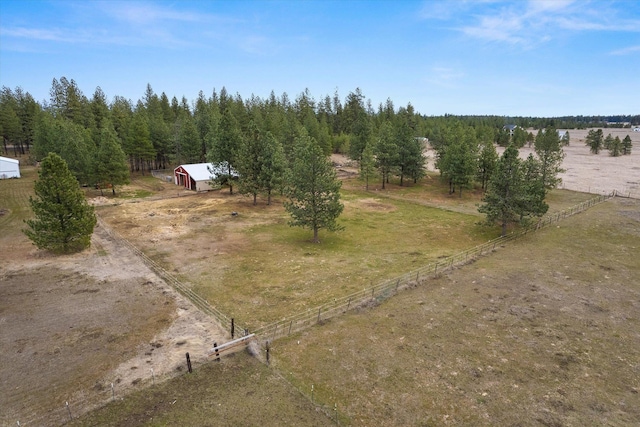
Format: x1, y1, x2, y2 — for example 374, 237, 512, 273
423, 128, 640, 197
0, 220, 226, 426
525, 128, 639, 197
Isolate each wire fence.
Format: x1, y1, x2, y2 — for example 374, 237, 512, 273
96, 217, 250, 339
7, 192, 615, 426
252, 192, 615, 343
3, 364, 174, 427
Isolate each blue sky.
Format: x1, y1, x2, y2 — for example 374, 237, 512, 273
1, 0, 638, 116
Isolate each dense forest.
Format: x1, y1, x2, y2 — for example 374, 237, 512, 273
0, 77, 637, 187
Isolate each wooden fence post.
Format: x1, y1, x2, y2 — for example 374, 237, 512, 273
288, 320, 293, 335
186, 352, 193, 372
265, 341, 270, 365
231, 318, 235, 339
213, 342, 220, 361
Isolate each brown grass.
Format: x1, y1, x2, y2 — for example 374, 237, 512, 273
270, 197, 640, 426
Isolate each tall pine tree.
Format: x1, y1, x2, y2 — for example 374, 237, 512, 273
24, 153, 97, 253
284, 134, 343, 243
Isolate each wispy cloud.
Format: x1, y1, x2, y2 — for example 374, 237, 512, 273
97, 2, 207, 25
424, 66, 465, 88
610, 45, 640, 55
428, 0, 640, 48
1, 1, 273, 53
0, 27, 73, 43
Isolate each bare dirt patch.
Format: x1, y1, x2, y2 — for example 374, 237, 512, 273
0, 222, 226, 426
344, 197, 397, 212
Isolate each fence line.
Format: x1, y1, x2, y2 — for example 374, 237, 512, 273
96, 217, 250, 338
252, 192, 615, 342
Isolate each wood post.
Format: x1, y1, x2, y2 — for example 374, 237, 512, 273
186, 352, 193, 372
231, 318, 235, 339
213, 343, 220, 361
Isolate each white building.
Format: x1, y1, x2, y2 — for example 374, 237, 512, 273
0, 156, 20, 179
173, 162, 238, 191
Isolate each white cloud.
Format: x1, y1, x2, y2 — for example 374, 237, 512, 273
424, 66, 465, 88
610, 45, 640, 55
447, 0, 638, 48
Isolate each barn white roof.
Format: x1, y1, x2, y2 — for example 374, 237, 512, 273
177, 163, 215, 181
175, 162, 237, 181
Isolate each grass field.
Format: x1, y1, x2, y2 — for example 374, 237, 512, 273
97, 173, 597, 331
4, 160, 633, 426
69, 191, 640, 426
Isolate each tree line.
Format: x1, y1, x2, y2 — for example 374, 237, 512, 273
4, 77, 577, 241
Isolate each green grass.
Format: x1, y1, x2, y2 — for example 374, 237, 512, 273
100, 174, 600, 331
183, 188, 500, 329
0, 165, 36, 257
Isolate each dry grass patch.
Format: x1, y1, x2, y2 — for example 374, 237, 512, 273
99, 188, 499, 330
271, 197, 640, 426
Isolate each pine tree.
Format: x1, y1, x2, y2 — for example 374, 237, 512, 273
284, 134, 344, 243
603, 133, 614, 151
359, 140, 376, 190
259, 131, 286, 205
24, 153, 97, 253
622, 135, 632, 155
374, 121, 397, 189
586, 129, 604, 154
394, 120, 425, 186
518, 154, 549, 221
477, 140, 498, 191
534, 126, 565, 189
608, 136, 622, 157
207, 109, 241, 194
478, 144, 525, 237
236, 122, 265, 205
93, 122, 130, 195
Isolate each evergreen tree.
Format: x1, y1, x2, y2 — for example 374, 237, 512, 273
236, 122, 265, 205
259, 131, 286, 205
518, 154, 549, 221
284, 134, 343, 243
603, 133, 614, 150
128, 107, 155, 174
24, 153, 97, 253
393, 120, 425, 186
207, 109, 241, 194
477, 140, 498, 191
478, 144, 525, 236
93, 122, 130, 195
359, 140, 376, 190
512, 126, 527, 148
586, 129, 604, 154
374, 121, 397, 189
622, 135, 632, 155
534, 126, 565, 189
608, 136, 622, 157
436, 125, 478, 196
